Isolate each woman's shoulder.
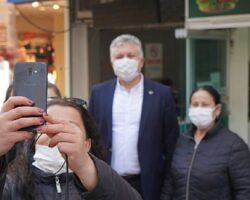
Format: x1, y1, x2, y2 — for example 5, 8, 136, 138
219, 125, 246, 143
214, 125, 250, 154
180, 123, 247, 147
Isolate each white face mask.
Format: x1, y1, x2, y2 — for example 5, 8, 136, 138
188, 107, 215, 129
32, 144, 72, 174
113, 57, 139, 82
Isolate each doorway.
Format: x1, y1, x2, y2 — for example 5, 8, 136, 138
186, 30, 229, 126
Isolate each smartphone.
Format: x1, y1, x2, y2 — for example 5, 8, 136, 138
13, 62, 47, 132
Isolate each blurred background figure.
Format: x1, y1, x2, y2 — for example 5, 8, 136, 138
4, 81, 61, 102
47, 82, 62, 98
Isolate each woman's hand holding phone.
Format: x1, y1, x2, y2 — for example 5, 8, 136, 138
13, 62, 47, 132
0, 96, 45, 156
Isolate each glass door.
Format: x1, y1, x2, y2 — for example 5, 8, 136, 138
185, 30, 229, 127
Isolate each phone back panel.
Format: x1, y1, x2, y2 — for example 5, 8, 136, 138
13, 62, 47, 112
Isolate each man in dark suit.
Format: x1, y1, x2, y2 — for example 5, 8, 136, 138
88, 34, 179, 200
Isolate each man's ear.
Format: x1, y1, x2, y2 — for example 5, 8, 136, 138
139, 57, 144, 70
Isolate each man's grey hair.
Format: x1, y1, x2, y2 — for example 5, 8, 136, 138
110, 34, 144, 59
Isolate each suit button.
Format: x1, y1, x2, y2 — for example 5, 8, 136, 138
109, 148, 112, 152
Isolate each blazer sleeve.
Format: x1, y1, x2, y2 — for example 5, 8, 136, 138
88, 87, 96, 116
163, 89, 179, 169
228, 136, 250, 200
75, 155, 142, 200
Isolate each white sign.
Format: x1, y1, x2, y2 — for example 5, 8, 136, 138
145, 43, 163, 79
0, 1, 16, 48
0, 60, 10, 107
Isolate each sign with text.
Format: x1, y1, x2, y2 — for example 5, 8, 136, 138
145, 43, 163, 79
186, 0, 250, 29
0, 2, 16, 47
7, 0, 32, 3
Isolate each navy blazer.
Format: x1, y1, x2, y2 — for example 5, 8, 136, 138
88, 78, 179, 200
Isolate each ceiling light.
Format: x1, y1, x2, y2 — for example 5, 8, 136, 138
53, 4, 60, 10
32, 1, 40, 8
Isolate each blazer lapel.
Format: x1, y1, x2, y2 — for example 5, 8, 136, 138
105, 80, 116, 148
139, 79, 155, 138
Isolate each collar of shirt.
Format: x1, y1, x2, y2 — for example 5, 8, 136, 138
116, 73, 144, 93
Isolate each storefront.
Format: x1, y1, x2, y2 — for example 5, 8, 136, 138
69, 0, 186, 115
0, 0, 69, 105
185, 0, 250, 145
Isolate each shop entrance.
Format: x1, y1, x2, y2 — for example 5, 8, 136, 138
186, 30, 229, 127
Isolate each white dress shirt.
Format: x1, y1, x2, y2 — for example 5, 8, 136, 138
111, 75, 144, 176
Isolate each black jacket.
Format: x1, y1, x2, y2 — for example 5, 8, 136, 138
161, 122, 250, 200
1, 154, 142, 200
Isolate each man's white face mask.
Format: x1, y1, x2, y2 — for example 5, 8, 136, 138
32, 144, 72, 174
188, 107, 216, 129
113, 57, 139, 82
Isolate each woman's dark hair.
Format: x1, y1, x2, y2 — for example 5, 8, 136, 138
48, 82, 62, 98
7, 136, 36, 199
190, 85, 221, 105
7, 98, 104, 200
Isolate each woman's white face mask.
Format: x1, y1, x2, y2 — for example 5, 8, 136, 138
32, 144, 72, 174
188, 107, 216, 129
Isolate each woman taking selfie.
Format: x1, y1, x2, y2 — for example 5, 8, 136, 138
161, 85, 250, 200
2, 97, 141, 200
